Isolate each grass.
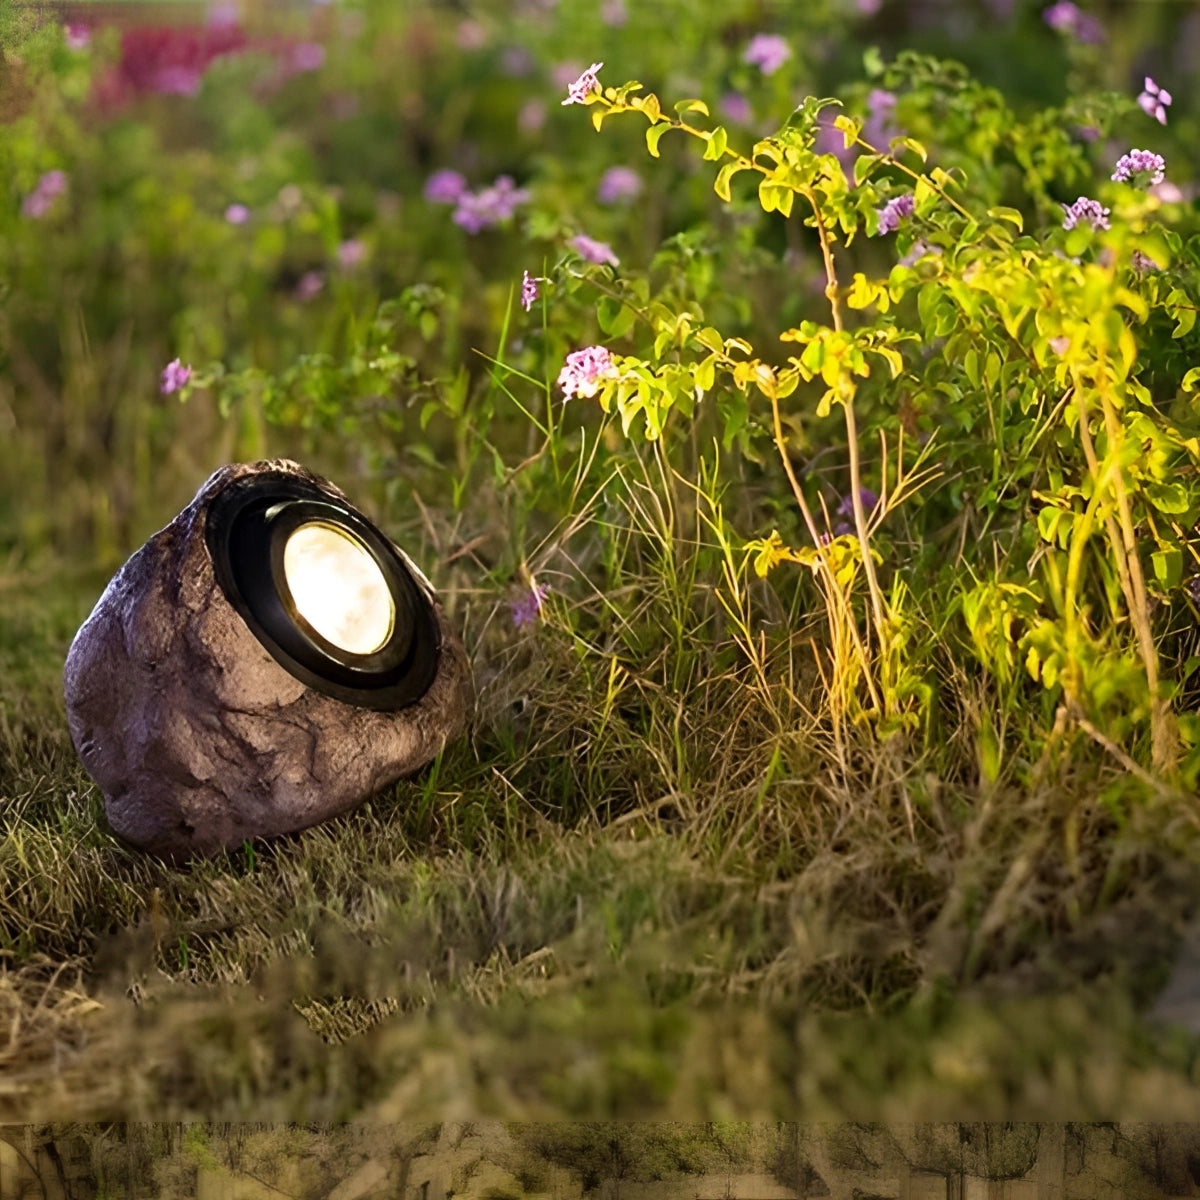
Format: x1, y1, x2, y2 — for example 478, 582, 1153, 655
3, 446, 1200, 1123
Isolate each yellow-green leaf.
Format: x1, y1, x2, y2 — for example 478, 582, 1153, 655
645, 122, 672, 158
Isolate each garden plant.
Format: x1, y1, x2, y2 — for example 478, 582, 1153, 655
2, 0, 1200, 1120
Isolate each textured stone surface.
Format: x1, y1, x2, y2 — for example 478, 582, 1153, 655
63, 459, 472, 861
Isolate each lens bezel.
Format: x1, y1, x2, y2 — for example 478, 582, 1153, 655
204, 472, 440, 710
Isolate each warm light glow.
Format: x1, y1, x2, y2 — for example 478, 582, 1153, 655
283, 522, 394, 654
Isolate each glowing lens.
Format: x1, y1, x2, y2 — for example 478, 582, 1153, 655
283, 522, 394, 655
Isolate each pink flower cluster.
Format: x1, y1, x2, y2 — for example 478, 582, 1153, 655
1111, 148, 1166, 187
557, 346, 617, 401
1061, 196, 1110, 231
452, 176, 530, 234
570, 234, 619, 266
22, 170, 67, 219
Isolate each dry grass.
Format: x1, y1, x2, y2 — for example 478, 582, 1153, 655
1, 460, 1200, 1121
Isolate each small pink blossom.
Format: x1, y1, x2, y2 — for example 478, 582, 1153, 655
1137, 76, 1171, 125
160, 358, 192, 395
64, 23, 90, 50
557, 345, 617, 401
569, 234, 618, 266
1048, 335, 1070, 355
521, 270, 540, 312
562, 61, 603, 105
224, 203, 250, 224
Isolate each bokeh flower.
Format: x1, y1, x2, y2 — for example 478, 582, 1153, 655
876, 193, 914, 234
743, 34, 791, 75
337, 239, 365, 268
1137, 77, 1171, 125
557, 345, 617, 401
569, 233, 619, 266
722, 92, 752, 124
21, 170, 67, 219
452, 176, 530, 234
1131, 249, 1161, 274
562, 62, 603, 105
224, 203, 250, 224
1060, 196, 1110, 231
601, 0, 628, 27
597, 166, 643, 204
64, 23, 90, 50
1042, 2, 1104, 42
160, 358, 192, 395
1111, 148, 1165, 187
295, 271, 325, 301
424, 169, 468, 204
287, 42, 326, 73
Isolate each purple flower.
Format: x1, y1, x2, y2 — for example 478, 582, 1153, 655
722, 92, 752, 124
1131, 249, 1160, 274
160, 358, 192, 395
876, 193, 914, 234
557, 345, 617, 401
1061, 195, 1110, 231
1043, 2, 1104, 42
512, 583, 550, 627
743, 34, 791, 75
863, 88, 898, 148
521, 270, 540, 312
337, 238, 365, 268
597, 166, 643, 204
64, 23, 90, 50
224, 203, 250, 224
295, 270, 324, 301
1112, 148, 1166, 187
1048, 335, 1070, 355
1137, 76, 1172, 125
836, 488, 878, 524
452, 175, 530, 234
562, 61, 603, 106
424, 169, 468, 204
21, 170, 67, 218
569, 233, 619, 266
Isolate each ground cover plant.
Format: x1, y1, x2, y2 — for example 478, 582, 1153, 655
3, 0, 1200, 1120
